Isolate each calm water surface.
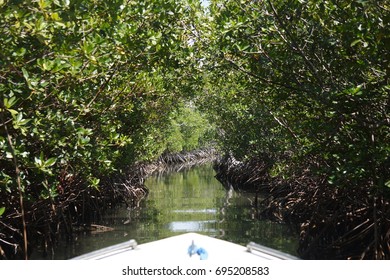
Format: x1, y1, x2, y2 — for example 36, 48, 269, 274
31, 164, 299, 259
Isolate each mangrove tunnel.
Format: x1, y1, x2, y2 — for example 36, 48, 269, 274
1, 0, 389, 260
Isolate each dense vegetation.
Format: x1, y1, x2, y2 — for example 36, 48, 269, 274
1, 0, 389, 259
0, 0, 212, 259
200, 0, 388, 187
199, 0, 389, 259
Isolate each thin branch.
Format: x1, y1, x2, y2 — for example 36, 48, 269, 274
268, 109, 299, 142
267, 0, 324, 88
223, 55, 310, 94
0, 107, 28, 260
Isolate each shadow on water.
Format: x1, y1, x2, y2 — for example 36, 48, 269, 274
31, 164, 299, 259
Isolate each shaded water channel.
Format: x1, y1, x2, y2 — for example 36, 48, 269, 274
32, 164, 299, 259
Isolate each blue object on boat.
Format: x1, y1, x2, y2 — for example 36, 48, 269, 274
188, 240, 208, 260
188, 240, 198, 257
196, 247, 208, 260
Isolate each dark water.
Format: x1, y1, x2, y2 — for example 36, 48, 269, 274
31, 164, 299, 259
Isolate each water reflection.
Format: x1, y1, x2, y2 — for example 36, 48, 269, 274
168, 221, 217, 232
172, 209, 218, 214
139, 164, 298, 255
31, 164, 299, 259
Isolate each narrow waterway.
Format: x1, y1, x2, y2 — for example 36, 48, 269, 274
31, 164, 299, 259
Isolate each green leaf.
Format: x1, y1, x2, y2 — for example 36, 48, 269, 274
21, 67, 29, 81
38, 58, 54, 71
3, 96, 17, 109
45, 157, 57, 167
16, 112, 23, 122
7, 109, 18, 116
350, 39, 362, 47
0, 207, 5, 216
89, 177, 100, 190
51, 12, 60, 21
39, 0, 50, 10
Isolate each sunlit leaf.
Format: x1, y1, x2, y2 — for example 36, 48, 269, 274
45, 157, 57, 167
0, 207, 5, 216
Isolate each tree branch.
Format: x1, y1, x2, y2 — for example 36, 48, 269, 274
0, 106, 28, 260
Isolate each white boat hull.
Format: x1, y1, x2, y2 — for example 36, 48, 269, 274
72, 232, 298, 261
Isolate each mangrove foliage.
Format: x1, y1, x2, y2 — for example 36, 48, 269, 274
0, 0, 212, 259
1, 0, 389, 259
199, 0, 389, 259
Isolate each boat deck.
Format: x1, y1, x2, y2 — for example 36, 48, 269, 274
71, 232, 298, 261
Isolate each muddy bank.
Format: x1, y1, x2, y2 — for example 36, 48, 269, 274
0, 148, 216, 259
213, 154, 390, 259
